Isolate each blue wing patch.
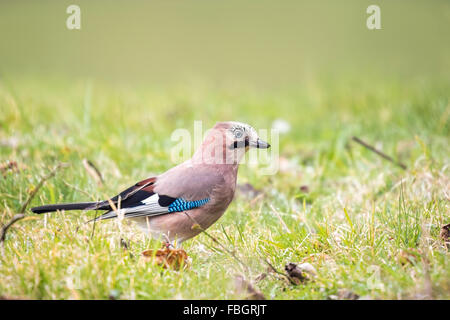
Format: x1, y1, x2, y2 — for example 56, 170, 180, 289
168, 198, 210, 213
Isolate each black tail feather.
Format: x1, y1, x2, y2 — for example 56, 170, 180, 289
31, 202, 101, 214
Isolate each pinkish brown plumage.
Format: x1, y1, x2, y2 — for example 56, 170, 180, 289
31, 121, 270, 245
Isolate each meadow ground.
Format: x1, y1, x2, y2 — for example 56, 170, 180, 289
0, 76, 449, 299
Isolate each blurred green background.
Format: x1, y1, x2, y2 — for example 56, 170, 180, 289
1, 0, 449, 86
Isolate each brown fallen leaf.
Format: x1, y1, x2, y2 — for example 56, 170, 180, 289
234, 275, 266, 300
440, 223, 450, 249
141, 247, 189, 270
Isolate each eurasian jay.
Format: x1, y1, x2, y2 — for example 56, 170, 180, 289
31, 122, 270, 248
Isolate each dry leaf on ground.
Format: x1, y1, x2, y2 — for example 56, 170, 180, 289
142, 247, 189, 270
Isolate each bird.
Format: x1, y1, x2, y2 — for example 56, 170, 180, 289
31, 121, 270, 254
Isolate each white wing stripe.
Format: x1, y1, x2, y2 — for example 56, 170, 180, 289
97, 193, 172, 221
121, 193, 169, 216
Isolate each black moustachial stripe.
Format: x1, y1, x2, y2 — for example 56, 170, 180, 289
231, 138, 249, 149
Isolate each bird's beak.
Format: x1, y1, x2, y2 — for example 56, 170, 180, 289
250, 139, 271, 149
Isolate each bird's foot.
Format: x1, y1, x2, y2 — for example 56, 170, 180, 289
141, 245, 188, 270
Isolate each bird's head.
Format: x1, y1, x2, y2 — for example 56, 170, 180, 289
194, 121, 270, 165
223, 121, 270, 150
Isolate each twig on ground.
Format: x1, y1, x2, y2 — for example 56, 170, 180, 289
1, 163, 67, 245
263, 258, 298, 285
0, 214, 25, 244
19, 162, 67, 213
352, 136, 407, 170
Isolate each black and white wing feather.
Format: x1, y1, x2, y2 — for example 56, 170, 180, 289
94, 193, 210, 221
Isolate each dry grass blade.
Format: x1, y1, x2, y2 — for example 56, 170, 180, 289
82, 158, 103, 186
183, 212, 250, 272
269, 204, 291, 234
62, 179, 92, 198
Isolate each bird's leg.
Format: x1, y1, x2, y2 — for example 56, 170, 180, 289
162, 234, 174, 248
164, 241, 173, 249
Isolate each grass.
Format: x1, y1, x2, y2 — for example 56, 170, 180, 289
0, 75, 449, 299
